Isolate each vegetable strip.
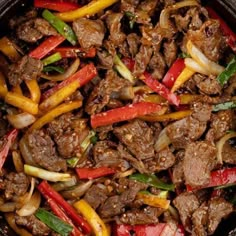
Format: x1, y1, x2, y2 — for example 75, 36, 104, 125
76, 167, 116, 179
25, 79, 41, 103
0, 71, 8, 98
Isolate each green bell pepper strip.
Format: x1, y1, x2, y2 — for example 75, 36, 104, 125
213, 101, 236, 112
42, 52, 62, 66
35, 208, 73, 236
217, 56, 236, 86
42, 9, 77, 46
43, 65, 65, 74
129, 173, 175, 191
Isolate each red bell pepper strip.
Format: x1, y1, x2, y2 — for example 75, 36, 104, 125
34, 0, 80, 12
47, 197, 83, 236
140, 72, 180, 106
41, 63, 97, 100
29, 35, 65, 59
76, 167, 116, 180
53, 47, 96, 58
38, 180, 92, 234
0, 129, 18, 170
91, 102, 162, 129
186, 167, 236, 191
162, 58, 185, 89
122, 57, 135, 71
206, 7, 236, 53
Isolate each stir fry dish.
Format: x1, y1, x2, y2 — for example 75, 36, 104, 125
0, 0, 236, 235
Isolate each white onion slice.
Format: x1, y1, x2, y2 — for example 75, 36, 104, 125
184, 58, 211, 75
12, 151, 24, 173
160, 0, 199, 29
216, 132, 236, 164
16, 191, 41, 217
0, 202, 17, 212
154, 128, 172, 152
7, 112, 36, 129
186, 40, 225, 75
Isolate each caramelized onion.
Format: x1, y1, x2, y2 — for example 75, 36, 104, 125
0, 202, 17, 212
7, 112, 36, 129
184, 58, 211, 75
154, 128, 171, 152
12, 151, 24, 173
52, 175, 78, 192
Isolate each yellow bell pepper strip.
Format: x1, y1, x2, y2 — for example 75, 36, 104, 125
140, 110, 192, 122
24, 164, 72, 182
90, 102, 162, 129
0, 71, 8, 98
0, 129, 18, 170
29, 35, 65, 59
42, 10, 77, 46
11, 85, 23, 95
5, 92, 39, 115
0, 37, 21, 62
42, 52, 62, 66
29, 100, 82, 131
56, 0, 119, 22
171, 67, 195, 93
25, 79, 41, 103
74, 199, 109, 236
136, 192, 170, 209
38, 180, 92, 234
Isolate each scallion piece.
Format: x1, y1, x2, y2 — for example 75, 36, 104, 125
42, 52, 62, 66
213, 101, 236, 112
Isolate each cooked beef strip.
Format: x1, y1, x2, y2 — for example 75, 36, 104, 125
83, 184, 108, 210
120, 0, 140, 14
163, 39, 177, 67
17, 18, 57, 43
187, 19, 226, 62
127, 33, 140, 57
192, 202, 208, 236
120, 206, 160, 225
85, 70, 131, 115
173, 192, 200, 232
7, 55, 43, 86
172, 150, 185, 185
97, 50, 114, 69
106, 12, 126, 46
72, 18, 105, 49
15, 214, 51, 236
183, 141, 217, 188
191, 102, 212, 122
114, 119, 155, 160
20, 130, 67, 172
4, 172, 29, 200
207, 197, 233, 235
222, 140, 236, 164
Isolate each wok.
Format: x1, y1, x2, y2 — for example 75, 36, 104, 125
0, 0, 235, 235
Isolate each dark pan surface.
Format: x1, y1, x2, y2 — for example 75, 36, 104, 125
0, 0, 235, 235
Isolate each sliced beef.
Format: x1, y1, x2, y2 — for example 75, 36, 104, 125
191, 102, 212, 122
207, 197, 233, 235
4, 172, 29, 200
83, 185, 108, 210
172, 150, 185, 185
20, 130, 67, 172
73, 18, 105, 49
133, 45, 153, 78
144, 146, 176, 172
222, 140, 236, 164
47, 113, 89, 158
183, 141, 217, 188
97, 50, 114, 69
106, 12, 126, 46
192, 202, 208, 236
85, 70, 130, 115
7, 55, 43, 86
173, 192, 200, 232
120, 206, 159, 225
163, 39, 177, 67
209, 110, 233, 141
114, 119, 155, 160
120, 0, 139, 14
15, 214, 51, 236
188, 19, 226, 62
149, 51, 166, 80
127, 33, 140, 57
17, 18, 57, 43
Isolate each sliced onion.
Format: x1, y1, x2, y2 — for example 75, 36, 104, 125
160, 0, 199, 29
5, 213, 32, 236
61, 180, 93, 199
186, 40, 225, 75
0, 202, 17, 212
118, 87, 135, 100
114, 168, 135, 179
12, 151, 24, 173
7, 112, 36, 129
154, 128, 172, 152
52, 175, 78, 192
216, 132, 236, 164
41, 58, 80, 81
16, 191, 41, 217
184, 58, 211, 75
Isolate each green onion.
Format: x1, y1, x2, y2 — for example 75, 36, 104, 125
35, 208, 73, 236
43, 65, 65, 74
217, 55, 236, 86
129, 173, 175, 191
42, 9, 77, 45
67, 157, 79, 168
213, 101, 236, 112
42, 52, 62, 66
113, 54, 136, 84
178, 52, 191, 58
80, 130, 96, 153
